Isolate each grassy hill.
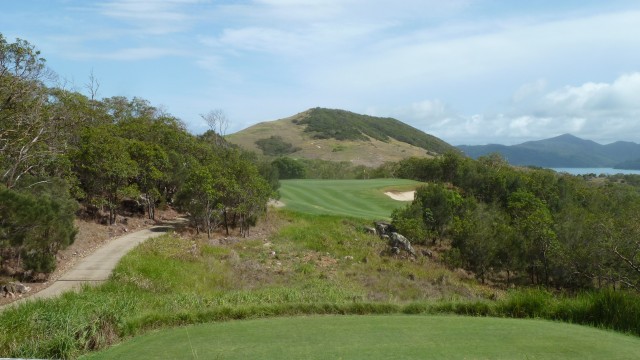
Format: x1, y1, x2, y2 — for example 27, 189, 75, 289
226, 108, 457, 167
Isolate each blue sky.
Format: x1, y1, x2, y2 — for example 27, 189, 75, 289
3, 0, 640, 145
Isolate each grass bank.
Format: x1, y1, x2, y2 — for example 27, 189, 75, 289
2, 211, 640, 359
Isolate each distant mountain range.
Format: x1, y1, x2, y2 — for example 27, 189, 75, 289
227, 108, 458, 167
458, 134, 640, 169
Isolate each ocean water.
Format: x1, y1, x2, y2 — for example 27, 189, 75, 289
551, 168, 640, 176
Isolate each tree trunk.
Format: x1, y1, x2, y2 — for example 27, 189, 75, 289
223, 208, 229, 235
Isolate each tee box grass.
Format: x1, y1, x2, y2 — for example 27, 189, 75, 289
84, 315, 640, 360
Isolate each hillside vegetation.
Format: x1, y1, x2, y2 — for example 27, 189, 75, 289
391, 153, 640, 290
0, 211, 491, 358
5, 31, 640, 360
4, 211, 640, 359
227, 108, 457, 167
297, 108, 454, 154
0, 34, 272, 280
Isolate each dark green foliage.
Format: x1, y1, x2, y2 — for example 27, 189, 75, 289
392, 182, 468, 246
271, 157, 306, 179
0, 32, 272, 274
256, 159, 281, 192
497, 289, 640, 336
499, 289, 555, 318
587, 289, 640, 334
71, 125, 139, 225
393, 151, 640, 290
0, 182, 77, 275
255, 136, 300, 156
297, 159, 372, 180
452, 203, 513, 283
297, 108, 456, 154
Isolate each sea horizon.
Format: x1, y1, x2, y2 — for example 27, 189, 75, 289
551, 167, 640, 176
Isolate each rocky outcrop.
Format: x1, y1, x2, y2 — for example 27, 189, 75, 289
373, 221, 416, 258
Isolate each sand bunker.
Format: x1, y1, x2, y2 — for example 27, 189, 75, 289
384, 191, 415, 201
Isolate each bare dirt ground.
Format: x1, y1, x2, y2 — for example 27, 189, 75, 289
0, 207, 287, 307
0, 208, 181, 307
267, 199, 286, 208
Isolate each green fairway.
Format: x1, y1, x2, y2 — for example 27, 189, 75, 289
85, 315, 640, 359
278, 179, 422, 219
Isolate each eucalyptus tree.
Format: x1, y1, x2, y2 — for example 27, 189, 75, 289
228, 154, 272, 236
452, 202, 513, 284
71, 125, 138, 224
415, 183, 465, 242
0, 34, 57, 188
507, 190, 558, 285
176, 161, 226, 238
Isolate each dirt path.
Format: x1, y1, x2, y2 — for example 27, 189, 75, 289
2, 219, 186, 309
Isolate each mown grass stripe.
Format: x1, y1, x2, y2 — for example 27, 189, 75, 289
279, 179, 422, 219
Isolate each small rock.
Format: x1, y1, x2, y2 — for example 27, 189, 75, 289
344, 255, 354, 260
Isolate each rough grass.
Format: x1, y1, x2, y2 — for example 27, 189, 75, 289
83, 315, 640, 360
3, 211, 640, 359
278, 179, 422, 219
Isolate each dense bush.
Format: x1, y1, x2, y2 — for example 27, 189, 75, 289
271, 157, 306, 179
392, 151, 640, 291
0, 183, 77, 275
0, 33, 273, 273
255, 136, 300, 156
297, 108, 456, 154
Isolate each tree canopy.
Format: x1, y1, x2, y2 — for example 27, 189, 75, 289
0, 33, 274, 278
391, 152, 640, 291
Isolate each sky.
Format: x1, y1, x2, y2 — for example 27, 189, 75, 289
3, 0, 640, 145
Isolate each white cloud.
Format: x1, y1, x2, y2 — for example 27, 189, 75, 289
95, 0, 204, 34
401, 73, 640, 145
70, 47, 183, 61
543, 73, 640, 115
513, 79, 547, 103
13, 0, 640, 144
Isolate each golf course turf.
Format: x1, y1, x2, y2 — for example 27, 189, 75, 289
84, 315, 640, 359
278, 179, 422, 219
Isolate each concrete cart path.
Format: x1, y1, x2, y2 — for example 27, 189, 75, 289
3, 219, 185, 308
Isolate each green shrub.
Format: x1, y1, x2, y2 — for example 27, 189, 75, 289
255, 136, 300, 156
588, 290, 640, 335
499, 289, 554, 318
297, 108, 455, 154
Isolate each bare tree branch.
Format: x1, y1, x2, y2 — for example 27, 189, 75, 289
84, 69, 100, 101
200, 109, 229, 146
